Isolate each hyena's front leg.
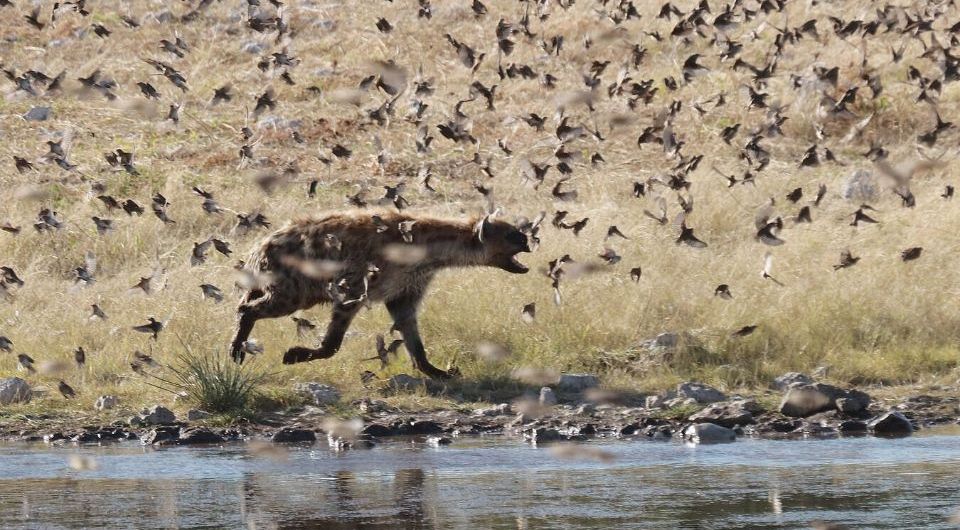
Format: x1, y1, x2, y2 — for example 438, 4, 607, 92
283, 302, 361, 364
385, 294, 457, 380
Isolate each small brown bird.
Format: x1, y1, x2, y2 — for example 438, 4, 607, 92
833, 250, 860, 270
901, 247, 922, 262
132, 317, 164, 340
292, 317, 317, 337
364, 334, 404, 369
90, 304, 108, 320
851, 206, 879, 227
732, 325, 758, 337
606, 226, 630, 240
630, 267, 642, 282
133, 350, 158, 369
200, 284, 224, 303
762, 252, 784, 286
74, 347, 86, 368
17, 353, 35, 373
0, 267, 23, 287
598, 248, 621, 265
714, 284, 732, 299
677, 221, 707, 248
521, 303, 536, 323
58, 380, 76, 399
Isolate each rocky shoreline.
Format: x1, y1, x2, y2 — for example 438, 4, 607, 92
2, 372, 959, 448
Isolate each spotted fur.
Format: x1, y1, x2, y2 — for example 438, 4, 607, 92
229, 210, 530, 379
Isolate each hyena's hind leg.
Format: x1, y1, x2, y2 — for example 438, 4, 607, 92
282, 302, 361, 364
385, 293, 457, 380
229, 288, 300, 363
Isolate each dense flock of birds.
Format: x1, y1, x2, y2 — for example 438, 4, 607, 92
1, 0, 959, 396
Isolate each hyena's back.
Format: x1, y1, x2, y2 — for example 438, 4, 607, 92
230, 209, 530, 378
244, 211, 461, 309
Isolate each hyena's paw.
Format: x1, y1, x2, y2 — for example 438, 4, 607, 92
230, 349, 245, 364
282, 346, 337, 364
282, 346, 317, 364
420, 365, 460, 380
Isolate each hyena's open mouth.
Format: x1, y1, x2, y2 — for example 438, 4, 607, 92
501, 252, 529, 274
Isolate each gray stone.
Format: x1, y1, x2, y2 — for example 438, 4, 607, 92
575, 403, 596, 415
152, 11, 175, 23
731, 398, 763, 413
0, 377, 32, 405
836, 397, 863, 413
138, 405, 176, 425
256, 115, 285, 129
639, 332, 684, 352
682, 423, 736, 444
141, 426, 180, 445
23, 106, 50, 121
676, 382, 726, 404
842, 169, 879, 202
539, 387, 557, 406
94, 395, 118, 411
772, 372, 812, 390
779, 384, 871, 418
664, 396, 699, 408
387, 374, 426, 391
644, 391, 677, 409
868, 412, 913, 435
688, 402, 755, 428
179, 428, 224, 445
187, 409, 212, 421
357, 399, 390, 413
295, 382, 341, 406
475, 403, 512, 417
557, 373, 600, 392
242, 41, 267, 54
524, 427, 563, 444
426, 435, 452, 447
779, 383, 862, 418
272, 428, 317, 443
313, 19, 336, 31
838, 420, 868, 433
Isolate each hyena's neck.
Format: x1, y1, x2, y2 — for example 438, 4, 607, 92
413, 218, 486, 270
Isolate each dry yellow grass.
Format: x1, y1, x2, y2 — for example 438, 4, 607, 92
1, 0, 959, 419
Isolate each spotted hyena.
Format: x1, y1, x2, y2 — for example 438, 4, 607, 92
229, 211, 531, 379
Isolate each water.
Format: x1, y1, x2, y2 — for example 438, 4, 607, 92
3, 429, 960, 529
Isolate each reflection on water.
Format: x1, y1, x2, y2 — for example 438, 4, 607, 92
3, 431, 960, 529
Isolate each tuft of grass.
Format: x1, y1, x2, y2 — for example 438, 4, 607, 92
167, 350, 267, 417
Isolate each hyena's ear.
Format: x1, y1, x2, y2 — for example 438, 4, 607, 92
474, 208, 502, 243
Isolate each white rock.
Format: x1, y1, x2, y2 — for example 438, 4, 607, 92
295, 382, 341, 406
682, 422, 736, 444
475, 403, 512, 417
94, 395, 119, 411
676, 382, 726, 404
641, 332, 680, 350
0, 377, 31, 405
539, 387, 557, 406
242, 41, 267, 54
772, 372, 813, 390
841, 169, 879, 202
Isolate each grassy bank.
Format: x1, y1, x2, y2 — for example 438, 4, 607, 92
2, 0, 960, 420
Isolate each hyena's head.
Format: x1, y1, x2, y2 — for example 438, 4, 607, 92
475, 218, 531, 274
